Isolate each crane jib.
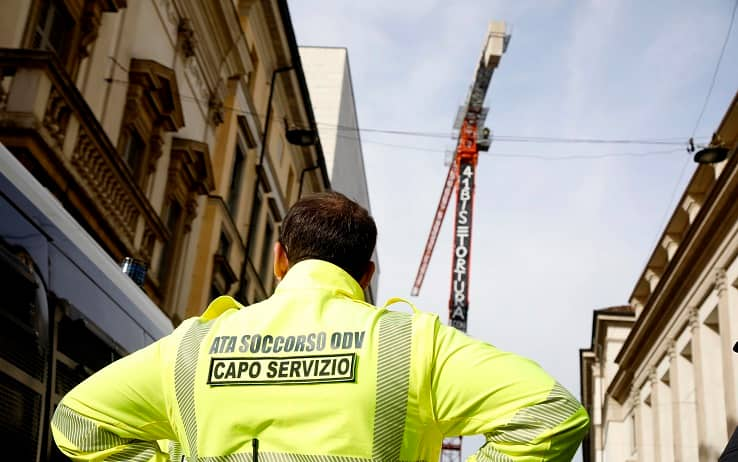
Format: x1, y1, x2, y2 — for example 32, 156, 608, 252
448, 160, 475, 333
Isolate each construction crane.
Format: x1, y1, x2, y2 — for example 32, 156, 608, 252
409, 21, 509, 462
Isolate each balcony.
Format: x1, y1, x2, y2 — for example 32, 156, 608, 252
0, 49, 167, 291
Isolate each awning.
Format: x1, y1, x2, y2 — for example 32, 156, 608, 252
0, 144, 172, 351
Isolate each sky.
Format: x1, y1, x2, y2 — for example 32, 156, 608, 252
290, 0, 738, 458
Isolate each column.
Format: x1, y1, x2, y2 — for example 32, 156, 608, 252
717, 269, 738, 433
630, 387, 642, 462
636, 379, 655, 462
653, 365, 674, 462
670, 340, 699, 461
691, 307, 728, 460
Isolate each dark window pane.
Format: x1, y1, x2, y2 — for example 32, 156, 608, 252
121, 130, 145, 177
218, 232, 231, 258
247, 188, 263, 256
260, 219, 274, 277
32, 1, 73, 60
227, 147, 245, 213
159, 201, 182, 278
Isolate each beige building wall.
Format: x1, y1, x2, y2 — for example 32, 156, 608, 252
0, 0, 329, 326
581, 91, 738, 462
183, 0, 331, 317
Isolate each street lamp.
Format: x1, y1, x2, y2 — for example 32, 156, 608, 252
693, 146, 729, 164
237, 66, 318, 302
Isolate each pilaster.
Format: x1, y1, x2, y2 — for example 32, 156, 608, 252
716, 269, 738, 432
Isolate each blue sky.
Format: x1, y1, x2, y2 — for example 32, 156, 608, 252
290, 0, 737, 457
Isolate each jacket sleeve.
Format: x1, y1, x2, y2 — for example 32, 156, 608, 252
430, 320, 589, 461
50, 332, 177, 461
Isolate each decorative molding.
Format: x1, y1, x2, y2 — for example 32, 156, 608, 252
160, 0, 179, 27
209, 95, 225, 126
628, 386, 640, 409
127, 59, 185, 132
178, 18, 197, 59
79, 0, 127, 58
168, 138, 215, 232
667, 340, 677, 361
72, 130, 139, 244
648, 367, 658, 385
689, 307, 700, 331
43, 87, 70, 147
716, 268, 728, 295
120, 59, 185, 184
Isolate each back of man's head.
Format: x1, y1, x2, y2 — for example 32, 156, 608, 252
279, 191, 377, 282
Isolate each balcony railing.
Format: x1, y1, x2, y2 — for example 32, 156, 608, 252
0, 49, 167, 280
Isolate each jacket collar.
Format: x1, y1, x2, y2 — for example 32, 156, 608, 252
274, 259, 365, 301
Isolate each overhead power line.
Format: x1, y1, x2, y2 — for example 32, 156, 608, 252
691, 0, 738, 137
102, 77, 703, 148
335, 134, 686, 161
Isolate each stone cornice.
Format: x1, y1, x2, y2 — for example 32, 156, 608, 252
609, 128, 738, 402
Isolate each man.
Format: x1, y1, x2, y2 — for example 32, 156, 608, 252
52, 191, 589, 461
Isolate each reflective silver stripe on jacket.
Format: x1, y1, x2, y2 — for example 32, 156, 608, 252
372, 311, 413, 461
174, 320, 214, 460
51, 404, 158, 459
486, 382, 581, 445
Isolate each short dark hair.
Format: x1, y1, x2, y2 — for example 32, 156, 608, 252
279, 191, 377, 281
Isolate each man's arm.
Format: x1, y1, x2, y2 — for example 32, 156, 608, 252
431, 321, 589, 461
51, 334, 176, 461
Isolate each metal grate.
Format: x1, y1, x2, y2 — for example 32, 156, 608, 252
55, 360, 89, 396
0, 372, 42, 460
0, 311, 46, 381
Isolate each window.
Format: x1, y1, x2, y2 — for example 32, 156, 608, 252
227, 147, 245, 213
27, 0, 126, 79
118, 60, 184, 190
248, 187, 264, 253
218, 232, 231, 259
260, 217, 275, 278
248, 44, 259, 100
158, 200, 182, 279
286, 167, 295, 203
120, 128, 146, 179
32, 1, 74, 62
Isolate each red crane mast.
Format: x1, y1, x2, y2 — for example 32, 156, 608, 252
410, 21, 510, 462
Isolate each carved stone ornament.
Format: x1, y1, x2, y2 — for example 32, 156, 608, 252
178, 18, 197, 59
629, 386, 640, 408
167, 138, 215, 232
689, 307, 699, 331
648, 368, 658, 385
209, 96, 225, 126
715, 268, 728, 295
667, 340, 677, 361
79, 0, 127, 58
43, 87, 70, 147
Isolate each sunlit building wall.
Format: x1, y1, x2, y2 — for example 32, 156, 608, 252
581, 91, 738, 462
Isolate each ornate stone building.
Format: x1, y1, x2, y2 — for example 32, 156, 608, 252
0, 0, 328, 460
580, 90, 738, 462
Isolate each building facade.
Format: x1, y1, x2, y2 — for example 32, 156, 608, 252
0, 0, 327, 460
300, 46, 378, 302
580, 90, 738, 462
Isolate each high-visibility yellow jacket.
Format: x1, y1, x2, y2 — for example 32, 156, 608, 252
52, 260, 589, 462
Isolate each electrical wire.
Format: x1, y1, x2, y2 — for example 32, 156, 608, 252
691, 0, 738, 137
335, 134, 686, 161
644, 0, 737, 272
102, 77, 702, 148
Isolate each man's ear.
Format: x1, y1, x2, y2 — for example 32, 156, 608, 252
273, 241, 289, 280
358, 261, 375, 289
